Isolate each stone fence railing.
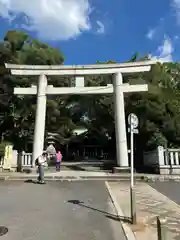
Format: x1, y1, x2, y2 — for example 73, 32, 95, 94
0, 150, 114, 172
143, 146, 180, 174
20, 152, 32, 167
1, 146, 179, 174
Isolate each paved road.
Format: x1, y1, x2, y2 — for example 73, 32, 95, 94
150, 182, 180, 205
0, 181, 125, 240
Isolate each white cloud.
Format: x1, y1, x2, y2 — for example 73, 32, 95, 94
174, 35, 179, 40
151, 36, 174, 62
172, 0, 180, 22
96, 20, 105, 34
0, 0, 92, 40
146, 28, 156, 40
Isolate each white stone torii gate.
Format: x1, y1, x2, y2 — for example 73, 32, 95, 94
5, 61, 155, 168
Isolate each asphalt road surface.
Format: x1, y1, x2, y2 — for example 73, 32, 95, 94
0, 181, 125, 240
150, 182, 180, 205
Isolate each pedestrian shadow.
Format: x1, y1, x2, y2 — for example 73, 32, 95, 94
67, 200, 131, 223
24, 179, 38, 184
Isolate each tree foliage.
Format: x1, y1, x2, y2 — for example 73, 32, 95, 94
0, 30, 68, 151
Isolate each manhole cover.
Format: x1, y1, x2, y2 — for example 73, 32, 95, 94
0, 226, 8, 236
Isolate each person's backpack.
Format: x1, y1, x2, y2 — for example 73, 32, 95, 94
35, 158, 39, 166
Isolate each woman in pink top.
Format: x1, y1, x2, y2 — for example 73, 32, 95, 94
56, 151, 62, 171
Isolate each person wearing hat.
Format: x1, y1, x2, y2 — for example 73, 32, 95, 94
36, 151, 48, 184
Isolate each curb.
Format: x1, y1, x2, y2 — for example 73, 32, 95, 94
1, 174, 180, 182
105, 181, 136, 240
0, 175, 142, 181
2, 176, 153, 181
146, 175, 180, 182
5, 177, 134, 181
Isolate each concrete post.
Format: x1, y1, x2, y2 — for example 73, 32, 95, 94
157, 146, 165, 166
113, 72, 129, 167
32, 74, 47, 167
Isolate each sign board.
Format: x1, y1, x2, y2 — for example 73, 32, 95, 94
128, 113, 139, 129
128, 128, 139, 134
3, 145, 13, 169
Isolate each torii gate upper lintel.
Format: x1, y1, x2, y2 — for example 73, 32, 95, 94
5, 61, 156, 168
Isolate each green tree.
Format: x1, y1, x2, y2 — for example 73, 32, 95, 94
0, 30, 70, 151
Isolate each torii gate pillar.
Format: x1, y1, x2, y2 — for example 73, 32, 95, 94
114, 72, 128, 167
32, 74, 47, 165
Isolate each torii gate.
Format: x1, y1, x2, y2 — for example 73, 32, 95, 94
5, 61, 155, 168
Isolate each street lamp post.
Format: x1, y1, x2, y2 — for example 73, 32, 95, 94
128, 113, 139, 225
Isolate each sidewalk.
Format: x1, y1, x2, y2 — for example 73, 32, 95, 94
107, 182, 180, 240
0, 170, 126, 181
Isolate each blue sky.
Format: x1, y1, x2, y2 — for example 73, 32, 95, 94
0, 0, 180, 64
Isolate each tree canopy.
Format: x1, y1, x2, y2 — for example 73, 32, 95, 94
1, 30, 180, 161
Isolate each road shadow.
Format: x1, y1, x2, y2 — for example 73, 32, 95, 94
24, 179, 46, 184
67, 199, 131, 223
106, 214, 131, 223
24, 179, 38, 184
0, 226, 8, 236
67, 165, 86, 171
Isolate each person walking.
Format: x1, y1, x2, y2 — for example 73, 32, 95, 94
36, 151, 47, 184
56, 150, 62, 171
